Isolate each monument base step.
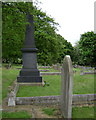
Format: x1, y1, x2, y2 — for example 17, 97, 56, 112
17, 76, 42, 83
18, 81, 44, 86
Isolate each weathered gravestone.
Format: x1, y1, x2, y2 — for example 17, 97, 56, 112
8, 91, 16, 106
61, 55, 73, 118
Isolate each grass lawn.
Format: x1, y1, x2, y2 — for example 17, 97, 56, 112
2, 111, 32, 118
17, 74, 94, 97
2, 64, 95, 119
2, 64, 95, 98
0, 111, 1, 119
17, 72, 95, 97
2, 66, 19, 99
42, 108, 56, 116
73, 71, 94, 94
72, 106, 95, 118
0, 67, 2, 104
42, 106, 95, 118
17, 75, 61, 97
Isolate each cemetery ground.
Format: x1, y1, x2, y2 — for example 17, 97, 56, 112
2, 64, 96, 118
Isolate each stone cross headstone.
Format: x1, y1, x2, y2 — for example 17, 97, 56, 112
61, 55, 73, 118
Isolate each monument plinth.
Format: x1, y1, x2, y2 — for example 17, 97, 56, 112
17, 13, 42, 83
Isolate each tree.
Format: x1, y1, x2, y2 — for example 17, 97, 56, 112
2, 2, 74, 65
78, 31, 96, 66
2, 2, 30, 63
56, 34, 74, 63
33, 7, 59, 65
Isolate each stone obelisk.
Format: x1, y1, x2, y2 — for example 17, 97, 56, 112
17, 13, 42, 83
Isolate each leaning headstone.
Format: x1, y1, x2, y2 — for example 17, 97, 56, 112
61, 55, 73, 118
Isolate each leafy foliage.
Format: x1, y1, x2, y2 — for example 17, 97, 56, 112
2, 2, 27, 63
73, 31, 96, 66
2, 2, 73, 65
79, 31, 96, 66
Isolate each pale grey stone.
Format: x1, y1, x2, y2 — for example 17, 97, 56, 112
15, 94, 96, 105
8, 91, 15, 106
61, 55, 73, 118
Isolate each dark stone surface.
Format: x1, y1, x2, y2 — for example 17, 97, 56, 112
24, 13, 36, 48
17, 13, 42, 83
21, 48, 38, 52
22, 53, 37, 69
19, 68, 40, 76
17, 76, 42, 83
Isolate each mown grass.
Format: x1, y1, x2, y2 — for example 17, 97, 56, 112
2, 64, 95, 118
2, 111, 32, 118
42, 108, 56, 116
2, 66, 19, 99
17, 73, 95, 97
17, 75, 61, 97
72, 106, 95, 118
0, 111, 2, 119
2, 64, 95, 98
0, 67, 2, 104
73, 71, 94, 94
42, 106, 95, 118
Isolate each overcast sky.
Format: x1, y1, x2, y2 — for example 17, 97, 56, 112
33, 0, 95, 46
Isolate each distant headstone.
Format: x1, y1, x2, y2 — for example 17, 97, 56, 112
52, 63, 61, 71
80, 66, 95, 75
53, 65, 57, 70
57, 63, 61, 71
80, 70, 84, 75
61, 55, 73, 118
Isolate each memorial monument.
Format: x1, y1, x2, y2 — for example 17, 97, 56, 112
17, 13, 42, 83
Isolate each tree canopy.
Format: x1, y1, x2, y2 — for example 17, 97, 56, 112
2, 2, 74, 65
73, 31, 96, 67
